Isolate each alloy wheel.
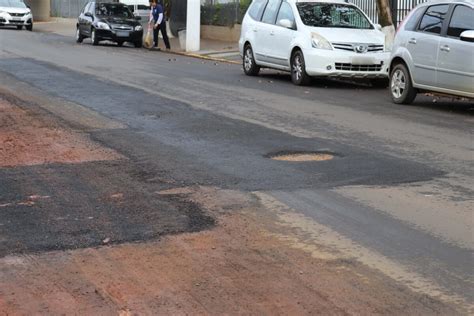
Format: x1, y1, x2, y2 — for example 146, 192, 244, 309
293, 55, 303, 82
391, 69, 406, 99
244, 48, 253, 72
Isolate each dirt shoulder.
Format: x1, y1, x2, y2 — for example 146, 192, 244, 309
0, 186, 459, 315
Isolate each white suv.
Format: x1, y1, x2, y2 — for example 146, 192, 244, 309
0, 0, 33, 31
239, 0, 390, 86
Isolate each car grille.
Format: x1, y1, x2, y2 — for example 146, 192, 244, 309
335, 63, 383, 72
9, 13, 25, 17
111, 24, 133, 31
332, 42, 384, 53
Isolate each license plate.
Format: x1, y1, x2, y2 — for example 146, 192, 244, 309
351, 56, 375, 65
10, 17, 21, 21
116, 31, 129, 37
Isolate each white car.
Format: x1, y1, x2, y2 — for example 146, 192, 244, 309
389, 0, 474, 104
239, 0, 390, 86
0, 0, 33, 31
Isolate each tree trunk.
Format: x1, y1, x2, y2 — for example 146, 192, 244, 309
376, 0, 393, 27
376, 0, 396, 49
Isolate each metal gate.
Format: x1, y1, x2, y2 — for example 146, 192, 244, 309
349, 0, 428, 25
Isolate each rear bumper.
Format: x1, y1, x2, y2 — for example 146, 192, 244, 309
96, 29, 143, 42
303, 48, 390, 78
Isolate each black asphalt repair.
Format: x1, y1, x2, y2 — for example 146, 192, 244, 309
0, 58, 443, 193
0, 161, 214, 257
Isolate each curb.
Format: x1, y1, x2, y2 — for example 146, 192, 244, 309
168, 50, 241, 65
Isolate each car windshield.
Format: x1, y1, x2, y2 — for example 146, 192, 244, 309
296, 3, 373, 29
96, 3, 133, 18
0, 0, 27, 8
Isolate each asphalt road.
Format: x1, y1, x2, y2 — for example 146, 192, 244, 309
1, 27, 473, 311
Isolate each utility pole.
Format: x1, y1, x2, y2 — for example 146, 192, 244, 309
376, 0, 395, 48
186, 0, 200, 52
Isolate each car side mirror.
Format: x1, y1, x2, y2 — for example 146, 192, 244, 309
135, 16, 141, 21
460, 30, 474, 43
375, 24, 382, 31
85, 12, 93, 18
277, 19, 295, 30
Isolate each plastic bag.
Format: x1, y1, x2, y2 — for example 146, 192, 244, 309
144, 25, 153, 49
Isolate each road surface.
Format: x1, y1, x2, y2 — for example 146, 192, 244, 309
0, 27, 473, 314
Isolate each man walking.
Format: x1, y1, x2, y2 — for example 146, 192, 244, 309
149, 0, 170, 50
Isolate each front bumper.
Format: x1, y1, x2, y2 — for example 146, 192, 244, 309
0, 13, 33, 27
303, 48, 390, 78
95, 29, 143, 42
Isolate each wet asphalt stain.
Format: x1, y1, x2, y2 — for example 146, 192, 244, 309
0, 161, 214, 257
0, 58, 444, 192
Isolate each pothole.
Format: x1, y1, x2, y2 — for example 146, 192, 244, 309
267, 151, 335, 162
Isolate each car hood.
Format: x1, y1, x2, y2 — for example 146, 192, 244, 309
308, 27, 385, 44
100, 17, 139, 26
0, 7, 31, 14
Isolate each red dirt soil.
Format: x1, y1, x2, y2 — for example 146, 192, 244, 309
0, 98, 121, 168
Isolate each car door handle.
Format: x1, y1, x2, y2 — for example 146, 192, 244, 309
440, 45, 450, 52
253, 28, 257, 33
270, 31, 275, 36
408, 38, 417, 44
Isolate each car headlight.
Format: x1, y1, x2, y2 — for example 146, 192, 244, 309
311, 33, 332, 50
134, 25, 142, 31
97, 22, 110, 30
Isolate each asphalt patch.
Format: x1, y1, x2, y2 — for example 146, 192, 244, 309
0, 160, 214, 257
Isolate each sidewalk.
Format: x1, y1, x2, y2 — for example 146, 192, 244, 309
35, 18, 240, 63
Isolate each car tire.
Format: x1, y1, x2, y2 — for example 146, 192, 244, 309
117, 41, 124, 47
370, 78, 389, 89
390, 63, 417, 105
26, 23, 32, 31
243, 44, 260, 76
134, 40, 142, 48
17, 25, 22, 30
91, 28, 99, 46
76, 27, 84, 43
291, 50, 311, 86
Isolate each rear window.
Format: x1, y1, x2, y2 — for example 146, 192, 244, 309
248, 0, 267, 21
403, 7, 424, 31
418, 4, 449, 34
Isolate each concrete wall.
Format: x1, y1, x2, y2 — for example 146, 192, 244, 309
50, 0, 89, 18
200, 25, 241, 42
24, 0, 50, 21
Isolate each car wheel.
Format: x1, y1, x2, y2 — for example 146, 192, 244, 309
91, 28, 99, 46
243, 44, 260, 76
76, 27, 84, 43
17, 25, 22, 30
117, 41, 124, 47
370, 78, 389, 89
291, 50, 311, 86
390, 63, 417, 104
26, 23, 32, 31
134, 40, 142, 48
